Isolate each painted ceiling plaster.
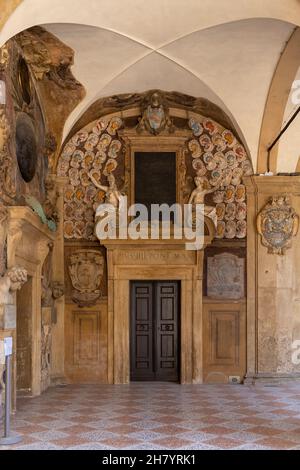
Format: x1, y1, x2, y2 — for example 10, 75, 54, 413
1, 0, 300, 170
45, 19, 294, 171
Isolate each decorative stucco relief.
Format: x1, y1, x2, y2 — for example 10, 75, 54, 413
41, 307, 52, 393
68, 250, 104, 307
257, 195, 299, 254
0, 107, 16, 200
0, 44, 9, 71
187, 117, 252, 239
58, 104, 251, 240
58, 116, 124, 240
207, 253, 245, 299
137, 91, 174, 135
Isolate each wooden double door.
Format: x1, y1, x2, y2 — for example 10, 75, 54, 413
130, 281, 180, 381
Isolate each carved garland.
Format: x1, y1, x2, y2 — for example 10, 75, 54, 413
186, 117, 252, 238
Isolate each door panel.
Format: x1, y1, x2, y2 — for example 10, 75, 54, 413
155, 282, 179, 380
64, 303, 108, 383
130, 281, 179, 381
130, 282, 154, 380
203, 301, 246, 383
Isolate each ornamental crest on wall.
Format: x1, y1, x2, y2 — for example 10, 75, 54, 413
137, 91, 174, 135
68, 250, 104, 306
257, 195, 299, 255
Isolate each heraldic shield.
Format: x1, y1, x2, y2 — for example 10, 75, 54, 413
257, 195, 299, 255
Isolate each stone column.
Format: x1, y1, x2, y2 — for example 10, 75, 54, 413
50, 177, 67, 384
244, 175, 300, 383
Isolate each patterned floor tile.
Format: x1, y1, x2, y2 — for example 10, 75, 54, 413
150, 437, 194, 449
200, 425, 236, 435
2, 382, 300, 450
255, 437, 297, 449
200, 437, 243, 449
100, 437, 143, 448
247, 425, 282, 436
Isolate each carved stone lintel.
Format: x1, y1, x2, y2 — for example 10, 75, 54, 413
257, 195, 299, 254
68, 250, 104, 307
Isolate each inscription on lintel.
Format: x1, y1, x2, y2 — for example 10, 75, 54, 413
115, 250, 195, 265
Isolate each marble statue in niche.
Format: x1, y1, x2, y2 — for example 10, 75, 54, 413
207, 253, 245, 299
68, 250, 104, 307
188, 176, 219, 228
257, 195, 299, 255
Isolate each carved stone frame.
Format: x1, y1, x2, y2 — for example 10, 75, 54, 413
118, 128, 191, 208
102, 234, 213, 384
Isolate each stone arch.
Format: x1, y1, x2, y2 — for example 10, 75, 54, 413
257, 27, 300, 172
56, 91, 252, 242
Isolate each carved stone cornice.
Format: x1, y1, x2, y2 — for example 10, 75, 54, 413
243, 175, 300, 194
6, 206, 56, 268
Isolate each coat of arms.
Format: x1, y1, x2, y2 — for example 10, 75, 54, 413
257, 195, 299, 254
68, 250, 104, 306
137, 91, 174, 135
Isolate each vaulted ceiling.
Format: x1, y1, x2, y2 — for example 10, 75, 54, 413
1, 0, 300, 171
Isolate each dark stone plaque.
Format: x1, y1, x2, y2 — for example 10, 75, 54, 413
15, 112, 37, 182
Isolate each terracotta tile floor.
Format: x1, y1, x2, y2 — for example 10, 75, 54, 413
1, 382, 300, 450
